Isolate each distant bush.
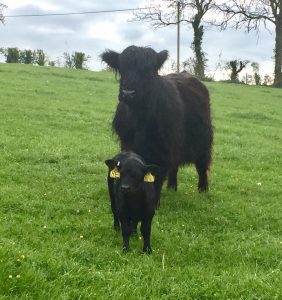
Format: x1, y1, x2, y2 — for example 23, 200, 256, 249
48, 61, 56, 67
63, 51, 90, 70
36, 49, 47, 66
73, 52, 90, 70
4, 48, 21, 63
20, 49, 36, 64
1, 47, 91, 69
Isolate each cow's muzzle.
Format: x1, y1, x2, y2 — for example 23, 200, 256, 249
121, 89, 135, 100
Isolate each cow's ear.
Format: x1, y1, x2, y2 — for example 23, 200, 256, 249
145, 164, 160, 176
157, 50, 169, 70
105, 159, 119, 170
101, 50, 119, 72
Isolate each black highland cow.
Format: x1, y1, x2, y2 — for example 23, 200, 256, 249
105, 151, 159, 253
102, 46, 213, 204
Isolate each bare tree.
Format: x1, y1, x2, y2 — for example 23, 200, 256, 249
134, 0, 215, 79
0, 3, 7, 24
216, 0, 282, 87
226, 59, 249, 81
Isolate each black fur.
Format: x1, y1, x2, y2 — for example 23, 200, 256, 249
105, 151, 159, 254
102, 46, 213, 204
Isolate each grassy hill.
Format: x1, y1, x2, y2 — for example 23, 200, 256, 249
0, 63, 281, 299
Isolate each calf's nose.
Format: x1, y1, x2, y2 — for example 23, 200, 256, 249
120, 184, 131, 192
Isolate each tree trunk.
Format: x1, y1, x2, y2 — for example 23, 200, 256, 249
230, 61, 240, 81
273, 19, 282, 87
192, 14, 205, 80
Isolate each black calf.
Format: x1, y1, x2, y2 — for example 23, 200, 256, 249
105, 151, 159, 254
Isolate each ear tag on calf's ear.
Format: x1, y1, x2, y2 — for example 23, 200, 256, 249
144, 172, 155, 182
110, 167, 120, 178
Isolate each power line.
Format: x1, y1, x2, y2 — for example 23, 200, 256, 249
4, 7, 151, 18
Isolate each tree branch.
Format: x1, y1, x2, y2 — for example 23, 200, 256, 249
0, 3, 7, 24
215, 0, 276, 33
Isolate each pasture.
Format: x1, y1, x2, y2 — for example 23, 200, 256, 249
0, 63, 281, 299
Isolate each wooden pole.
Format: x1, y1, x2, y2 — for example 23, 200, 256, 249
177, 1, 180, 72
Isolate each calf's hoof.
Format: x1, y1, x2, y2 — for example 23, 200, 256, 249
167, 183, 177, 191
143, 246, 152, 254
122, 246, 130, 253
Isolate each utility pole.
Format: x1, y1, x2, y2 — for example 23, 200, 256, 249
177, 1, 180, 72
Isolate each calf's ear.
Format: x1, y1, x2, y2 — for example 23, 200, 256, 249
101, 50, 119, 72
157, 50, 169, 70
105, 159, 119, 170
145, 164, 160, 176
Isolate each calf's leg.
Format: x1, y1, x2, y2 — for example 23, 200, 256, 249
107, 177, 120, 231
141, 217, 153, 254
120, 219, 131, 252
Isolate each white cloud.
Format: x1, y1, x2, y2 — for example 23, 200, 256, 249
4, 0, 59, 11
86, 22, 121, 43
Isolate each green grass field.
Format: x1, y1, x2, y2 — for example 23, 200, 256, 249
0, 63, 281, 299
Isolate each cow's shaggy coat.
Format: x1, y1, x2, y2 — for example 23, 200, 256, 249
102, 46, 213, 204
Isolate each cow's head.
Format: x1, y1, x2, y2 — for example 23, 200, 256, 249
105, 156, 159, 194
101, 46, 168, 106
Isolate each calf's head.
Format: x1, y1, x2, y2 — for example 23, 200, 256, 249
101, 46, 168, 105
105, 156, 159, 194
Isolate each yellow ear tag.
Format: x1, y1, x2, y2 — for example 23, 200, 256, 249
110, 167, 120, 178
144, 172, 155, 182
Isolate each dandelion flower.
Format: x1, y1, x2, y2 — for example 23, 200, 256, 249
8, 275, 12, 279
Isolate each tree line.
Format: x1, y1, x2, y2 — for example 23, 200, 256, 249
134, 0, 282, 88
1, 1, 281, 86
0, 47, 90, 70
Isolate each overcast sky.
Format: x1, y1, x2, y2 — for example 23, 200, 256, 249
1, 0, 276, 79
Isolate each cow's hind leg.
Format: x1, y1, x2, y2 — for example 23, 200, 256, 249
167, 167, 178, 191
195, 159, 209, 192
131, 220, 138, 236
154, 171, 166, 208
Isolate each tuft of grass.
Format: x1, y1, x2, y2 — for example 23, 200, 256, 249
0, 63, 281, 299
